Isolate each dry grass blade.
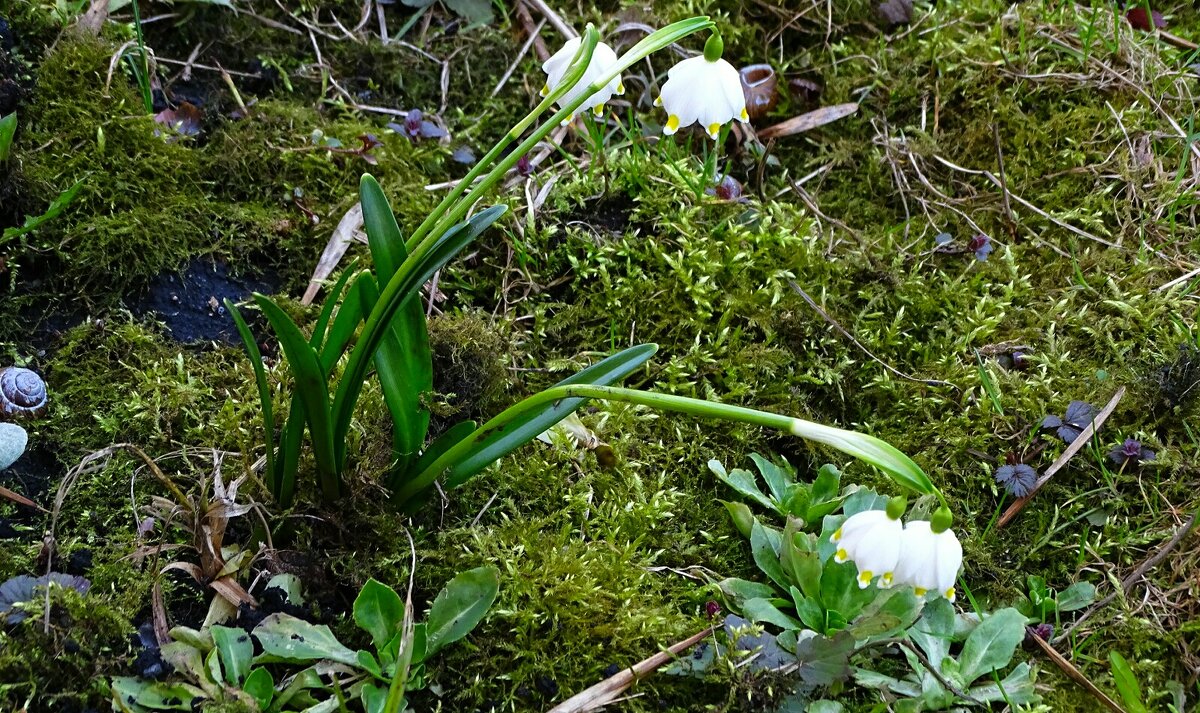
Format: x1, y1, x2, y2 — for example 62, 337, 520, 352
0, 484, 44, 511
1025, 634, 1126, 713
758, 103, 859, 140
998, 387, 1125, 528
547, 627, 713, 713
302, 202, 365, 305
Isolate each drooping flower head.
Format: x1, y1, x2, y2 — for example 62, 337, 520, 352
656, 33, 748, 140
831, 497, 906, 589
893, 507, 963, 602
541, 37, 623, 120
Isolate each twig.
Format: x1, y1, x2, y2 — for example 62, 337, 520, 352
1057, 505, 1200, 643
1026, 634, 1127, 713
492, 18, 545, 97
789, 281, 957, 389
992, 122, 1014, 229
1156, 267, 1200, 293
997, 387, 1125, 528
522, 0, 577, 40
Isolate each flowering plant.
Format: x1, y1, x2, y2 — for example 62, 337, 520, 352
227, 19, 942, 515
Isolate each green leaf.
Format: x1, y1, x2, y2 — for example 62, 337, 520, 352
252, 613, 359, 667
242, 667, 274, 709
361, 682, 389, 713
226, 301, 276, 495
750, 519, 789, 591
357, 649, 384, 678
400, 420, 477, 499
331, 205, 507, 467
780, 526, 822, 600
721, 500, 755, 539
1055, 581, 1096, 612
109, 678, 205, 710
210, 625, 253, 685
360, 174, 407, 282
354, 578, 405, 650
741, 597, 802, 631
355, 273, 431, 478
319, 272, 369, 372
794, 594, 826, 632
717, 578, 779, 609
819, 560, 875, 624
910, 597, 954, 668
425, 566, 499, 656
0, 112, 15, 161
1109, 651, 1148, 713
442, 343, 657, 488
254, 295, 341, 500
310, 259, 362, 353
790, 420, 935, 496
749, 453, 792, 504
2, 179, 84, 241
810, 464, 841, 504
793, 630, 855, 686
443, 0, 493, 25
709, 460, 776, 512
968, 662, 1040, 705
957, 608, 1026, 685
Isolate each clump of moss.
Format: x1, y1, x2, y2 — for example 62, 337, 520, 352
0, 584, 132, 711
426, 309, 513, 434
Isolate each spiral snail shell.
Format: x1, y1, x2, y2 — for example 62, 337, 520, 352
0, 367, 49, 421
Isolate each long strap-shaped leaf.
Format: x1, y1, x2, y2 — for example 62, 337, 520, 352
391, 344, 658, 505
359, 176, 434, 476
356, 274, 429, 475
253, 295, 341, 500
330, 205, 507, 467
393, 419, 477, 499
226, 300, 276, 492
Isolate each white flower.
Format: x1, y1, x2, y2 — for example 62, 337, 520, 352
831, 509, 903, 589
893, 520, 963, 602
655, 55, 748, 139
541, 37, 623, 120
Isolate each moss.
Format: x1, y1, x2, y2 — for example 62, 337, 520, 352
0, 585, 132, 711
0, 0, 1198, 709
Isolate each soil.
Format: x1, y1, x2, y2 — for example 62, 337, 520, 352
128, 259, 277, 344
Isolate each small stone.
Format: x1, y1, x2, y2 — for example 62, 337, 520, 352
0, 422, 27, 470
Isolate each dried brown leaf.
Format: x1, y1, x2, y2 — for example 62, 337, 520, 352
757, 103, 859, 140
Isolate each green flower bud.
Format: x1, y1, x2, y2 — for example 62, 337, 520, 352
885, 495, 907, 520
703, 32, 724, 62
931, 506, 954, 534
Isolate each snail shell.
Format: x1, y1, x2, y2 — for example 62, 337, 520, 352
739, 64, 779, 121
0, 367, 49, 421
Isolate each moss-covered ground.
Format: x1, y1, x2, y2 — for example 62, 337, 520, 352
1, 0, 1198, 710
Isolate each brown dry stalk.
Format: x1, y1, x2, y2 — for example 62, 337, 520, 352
547, 627, 714, 713
1026, 633, 1127, 713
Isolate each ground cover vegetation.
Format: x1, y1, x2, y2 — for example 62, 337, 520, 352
0, 0, 1198, 710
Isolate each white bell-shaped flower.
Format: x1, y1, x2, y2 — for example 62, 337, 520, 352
541, 37, 623, 120
831, 507, 903, 589
655, 34, 747, 140
893, 518, 963, 602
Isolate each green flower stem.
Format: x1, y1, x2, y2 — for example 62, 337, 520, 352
396, 384, 936, 504
409, 17, 715, 259
335, 18, 717, 467
402, 27, 602, 253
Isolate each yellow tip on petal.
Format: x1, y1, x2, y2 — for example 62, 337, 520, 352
540, 84, 549, 97
654, 96, 663, 107
708, 122, 721, 139
831, 528, 843, 542
834, 548, 849, 563
739, 107, 749, 121
880, 573, 894, 588
593, 104, 605, 117
913, 587, 928, 597
616, 82, 625, 96
663, 114, 681, 135
857, 571, 873, 588
945, 588, 956, 602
